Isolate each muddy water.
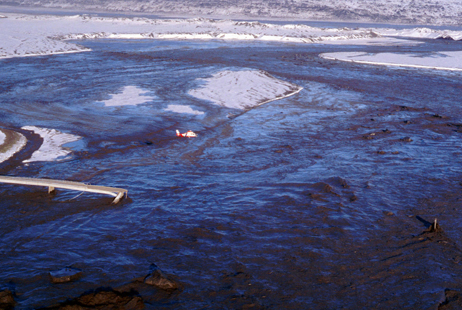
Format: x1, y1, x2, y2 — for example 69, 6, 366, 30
1, 37, 462, 309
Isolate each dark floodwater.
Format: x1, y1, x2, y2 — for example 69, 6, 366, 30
1, 37, 462, 309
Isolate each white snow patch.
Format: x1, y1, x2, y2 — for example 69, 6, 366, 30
22, 126, 82, 163
188, 70, 303, 110
0, 129, 27, 163
165, 105, 205, 115
321, 51, 462, 71
100, 85, 155, 107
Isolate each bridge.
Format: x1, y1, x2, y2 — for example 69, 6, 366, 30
0, 175, 127, 204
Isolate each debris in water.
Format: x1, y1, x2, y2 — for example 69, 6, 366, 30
176, 129, 197, 138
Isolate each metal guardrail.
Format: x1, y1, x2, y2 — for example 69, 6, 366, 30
0, 176, 127, 204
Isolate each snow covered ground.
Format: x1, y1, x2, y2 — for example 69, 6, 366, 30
22, 126, 81, 163
0, 12, 423, 59
0, 12, 461, 65
1, 12, 461, 70
189, 70, 303, 110
0, 13, 383, 59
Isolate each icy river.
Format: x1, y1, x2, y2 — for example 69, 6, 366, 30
1, 22, 462, 308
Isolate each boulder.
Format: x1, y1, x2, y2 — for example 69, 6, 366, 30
0, 289, 16, 310
49, 267, 82, 283
144, 264, 179, 290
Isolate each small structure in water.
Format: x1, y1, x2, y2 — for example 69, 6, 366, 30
176, 129, 197, 138
0, 176, 127, 204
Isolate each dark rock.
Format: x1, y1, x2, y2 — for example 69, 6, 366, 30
327, 176, 350, 188
49, 267, 82, 283
439, 289, 462, 309
43, 287, 144, 310
400, 137, 412, 142
0, 289, 15, 310
144, 264, 179, 290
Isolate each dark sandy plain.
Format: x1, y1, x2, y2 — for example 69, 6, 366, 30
1, 32, 462, 309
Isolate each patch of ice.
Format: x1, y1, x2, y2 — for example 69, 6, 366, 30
188, 69, 303, 110
22, 126, 82, 163
100, 85, 155, 107
321, 51, 462, 71
165, 105, 205, 115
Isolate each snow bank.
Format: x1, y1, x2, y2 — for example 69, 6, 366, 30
99, 85, 155, 107
188, 70, 303, 110
321, 51, 462, 71
22, 126, 82, 163
0, 129, 27, 163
